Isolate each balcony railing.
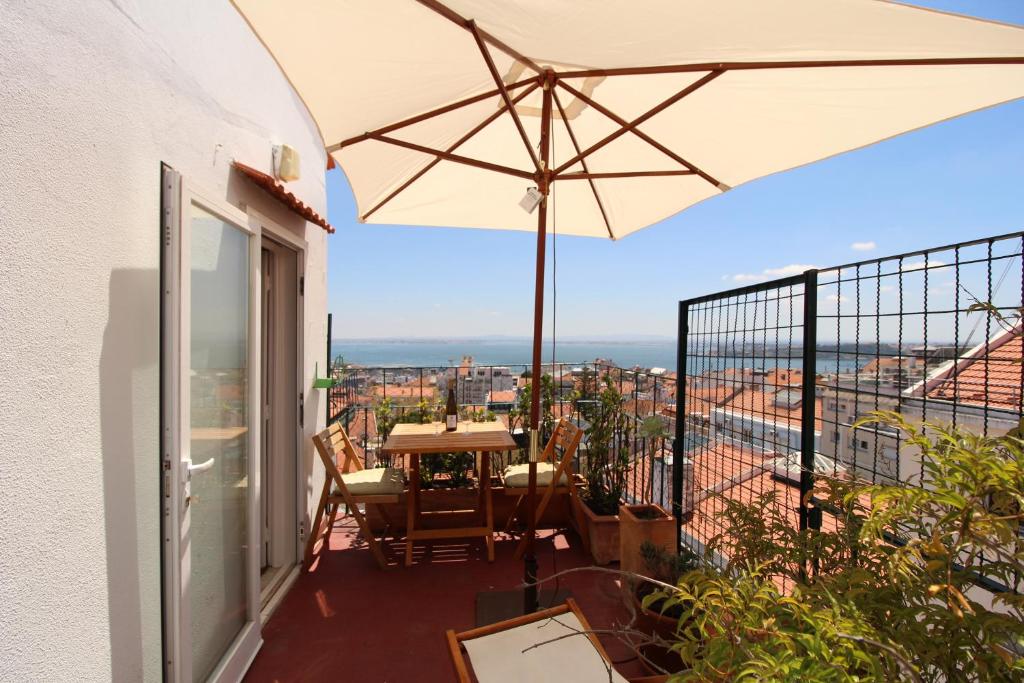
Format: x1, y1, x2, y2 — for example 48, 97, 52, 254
323, 231, 1023, 593
326, 361, 681, 508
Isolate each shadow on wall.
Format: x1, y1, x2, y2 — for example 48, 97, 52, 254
100, 267, 160, 680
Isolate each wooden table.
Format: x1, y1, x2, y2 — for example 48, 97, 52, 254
381, 422, 516, 567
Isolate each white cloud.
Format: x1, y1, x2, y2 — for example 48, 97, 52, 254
826, 294, 848, 303
880, 285, 895, 293
851, 241, 877, 252
728, 263, 819, 283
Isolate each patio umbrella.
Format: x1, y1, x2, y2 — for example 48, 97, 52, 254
233, 0, 1024, 612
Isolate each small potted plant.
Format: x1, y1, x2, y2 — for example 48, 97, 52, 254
620, 502, 675, 576
577, 376, 631, 565
632, 541, 701, 675
619, 417, 675, 573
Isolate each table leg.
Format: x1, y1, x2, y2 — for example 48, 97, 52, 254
483, 451, 494, 562
406, 454, 419, 567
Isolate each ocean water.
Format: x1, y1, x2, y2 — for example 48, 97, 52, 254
331, 339, 678, 370
330, 339, 864, 373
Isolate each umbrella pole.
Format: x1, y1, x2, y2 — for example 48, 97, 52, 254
524, 69, 554, 615
524, 196, 545, 615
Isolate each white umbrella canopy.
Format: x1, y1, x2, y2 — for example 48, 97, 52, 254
235, 0, 1024, 239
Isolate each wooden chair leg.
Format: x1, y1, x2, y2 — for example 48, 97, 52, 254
303, 477, 331, 570
377, 505, 396, 543
483, 454, 494, 562
513, 483, 558, 560
406, 456, 419, 567
348, 501, 388, 570
325, 502, 340, 548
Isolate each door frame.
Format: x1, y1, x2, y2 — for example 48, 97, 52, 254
249, 209, 308, 581
161, 166, 264, 683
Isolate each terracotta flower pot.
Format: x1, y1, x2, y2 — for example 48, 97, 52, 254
619, 503, 675, 577
632, 584, 689, 676
579, 499, 620, 565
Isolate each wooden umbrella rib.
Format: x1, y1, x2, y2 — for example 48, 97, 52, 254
469, 21, 541, 172
368, 133, 535, 180
555, 170, 696, 179
557, 79, 726, 189
361, 81, 540, 221
551, 87, 614, 240
556, 56, 1024, 79
552, 70, 723, 176
330, 76, 537, 151
415, 0, 544, 74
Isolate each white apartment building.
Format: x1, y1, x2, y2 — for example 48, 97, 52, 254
439, 357, 516, 405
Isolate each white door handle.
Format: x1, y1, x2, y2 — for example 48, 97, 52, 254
188, 458, 216, 475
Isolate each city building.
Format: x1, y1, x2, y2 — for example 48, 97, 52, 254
442, 357, 516, 406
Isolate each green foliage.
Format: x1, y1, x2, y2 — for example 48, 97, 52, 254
398, 398, 437, 425
510, 373, 557, 438
460, 406, 497, 423
419, 452, 474, 489
374, 398, 397, 441
509, 373, 558, 464
580, 375, 632, 515
657, 414, 1024, 682
640, 540, 700, 586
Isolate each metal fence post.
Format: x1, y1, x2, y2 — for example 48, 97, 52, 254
673, 300, 689, 549
325, 313, 332, 427
799, 270, 819, 532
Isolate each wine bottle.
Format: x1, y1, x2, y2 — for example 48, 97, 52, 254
445, 386, 458, 432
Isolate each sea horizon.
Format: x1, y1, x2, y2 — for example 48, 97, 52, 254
327, 337, 923, 373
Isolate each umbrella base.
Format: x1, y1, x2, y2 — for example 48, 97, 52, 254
475, 588, 573, 627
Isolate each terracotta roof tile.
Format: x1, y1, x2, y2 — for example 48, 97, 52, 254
926, 332, 1022, 410
719, 388, 823, 430
232, 161, 334, 233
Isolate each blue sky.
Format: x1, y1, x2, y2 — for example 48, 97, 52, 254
325, 0, 1024, 340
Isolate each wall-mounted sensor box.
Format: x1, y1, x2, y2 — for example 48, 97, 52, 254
273, 144, 301, 182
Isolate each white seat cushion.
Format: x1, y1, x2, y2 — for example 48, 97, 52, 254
462, 610, 629, 683
336, 467, 404, 496
502, 462, 569, 488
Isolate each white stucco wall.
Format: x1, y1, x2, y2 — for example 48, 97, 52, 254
0, 1, 328, 680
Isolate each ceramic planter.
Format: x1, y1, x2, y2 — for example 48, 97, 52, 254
632, 584, 689, 676
579, 499, 620, 565
619, 503, 675, 577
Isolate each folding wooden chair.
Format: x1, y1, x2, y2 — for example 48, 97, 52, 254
304, 422, 405, 570
446, 598, 668, 683
501, 418, 587, 558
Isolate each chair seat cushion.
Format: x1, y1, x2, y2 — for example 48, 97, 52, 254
502, 462, 569, 488
336, 467, 405, 496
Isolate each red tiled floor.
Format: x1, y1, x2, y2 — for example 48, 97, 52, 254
245, 522, 647, 683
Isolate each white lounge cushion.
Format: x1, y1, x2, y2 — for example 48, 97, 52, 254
336, 467, 404, 496
502, 462, 569, 488
462, 610, 629, 683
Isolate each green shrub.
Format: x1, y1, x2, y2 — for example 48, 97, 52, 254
658, 414, 1024, 682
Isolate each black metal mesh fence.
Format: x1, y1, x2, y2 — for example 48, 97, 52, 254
674, 232, 1024, 587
